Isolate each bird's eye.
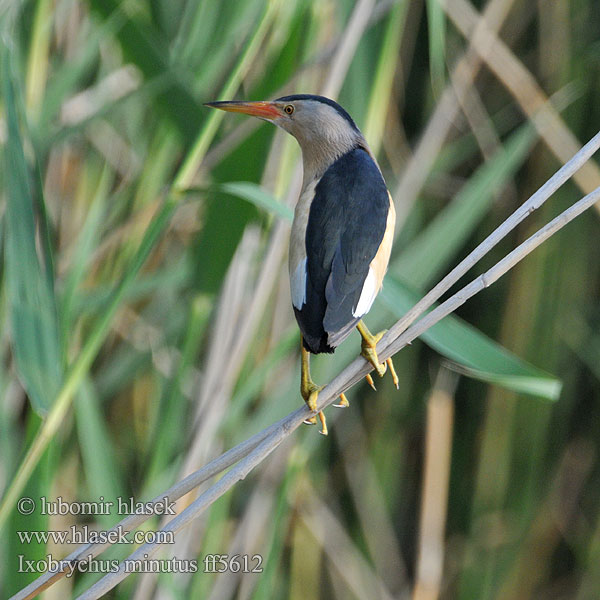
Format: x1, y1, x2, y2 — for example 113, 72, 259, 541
284, 104, 294, 115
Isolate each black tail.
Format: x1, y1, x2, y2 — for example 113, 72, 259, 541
294, 306, 335, 354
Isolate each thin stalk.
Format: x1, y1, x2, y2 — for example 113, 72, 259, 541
9, 416, 281, 600
439, 0, 600, 200
384, 129, 600, 353
0, 198, 175, 531
0, 0, 285, 531
15, 153, 600, 600
174, 0, 281, 190
76, 421, 295, 599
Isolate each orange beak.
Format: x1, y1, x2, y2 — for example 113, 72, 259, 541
204, 100, 281, 120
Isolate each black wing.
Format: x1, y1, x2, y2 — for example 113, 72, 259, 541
295, 148, 389, 354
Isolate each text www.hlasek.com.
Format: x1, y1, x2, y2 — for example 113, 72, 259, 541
17, 525, 173, 546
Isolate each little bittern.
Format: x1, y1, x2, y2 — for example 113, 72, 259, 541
206, 95, 397, 434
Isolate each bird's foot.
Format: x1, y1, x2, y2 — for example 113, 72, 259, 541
301, 378, 327, 435
300, 341, 348, 434
358, 325, 399, 390
301, 378, 321, 413
361, 329, 387, 377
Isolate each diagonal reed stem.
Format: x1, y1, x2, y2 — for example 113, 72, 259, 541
0, 0, 282, 533
13, 129, 600, 600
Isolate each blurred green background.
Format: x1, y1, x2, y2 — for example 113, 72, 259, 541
1, 0, 600, 598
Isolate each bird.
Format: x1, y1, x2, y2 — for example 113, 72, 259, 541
205, 94, 398, 434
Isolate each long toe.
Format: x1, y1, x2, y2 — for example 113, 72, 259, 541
386, 357, 399, 389
317, 411, 328, 435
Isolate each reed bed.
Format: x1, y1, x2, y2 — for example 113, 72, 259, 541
2, 1, 600, 598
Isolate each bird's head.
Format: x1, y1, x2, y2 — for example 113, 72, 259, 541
205, 95, 366, 177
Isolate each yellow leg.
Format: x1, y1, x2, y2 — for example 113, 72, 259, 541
356, 321, 399, 390
300, 341, 327, 435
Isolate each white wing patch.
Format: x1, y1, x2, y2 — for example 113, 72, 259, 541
352, 267, 378, 317
291, 257, 307, 310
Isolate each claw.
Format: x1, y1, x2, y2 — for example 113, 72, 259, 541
333, 393, 349, 408
365, 373, 377, 391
